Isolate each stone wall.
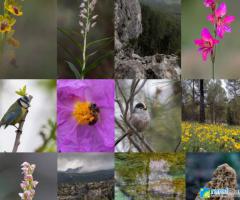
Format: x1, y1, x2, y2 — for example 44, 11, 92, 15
58, 180, 114, 200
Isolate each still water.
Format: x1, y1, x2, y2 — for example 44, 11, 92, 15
115, 153, 185, 200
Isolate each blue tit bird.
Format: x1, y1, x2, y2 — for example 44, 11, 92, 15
0, 95, 33, 129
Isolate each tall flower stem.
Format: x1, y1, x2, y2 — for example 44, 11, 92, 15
0, 1, 4, 63
81, 0, 90, 79
211, 4, 218, 80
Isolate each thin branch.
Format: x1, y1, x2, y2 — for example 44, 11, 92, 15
174, 137, 182, 152
124, 119, 154, 152
115, 119, 143, 152
116, 80, 127, 105
128, 136, 143, 152
129, 79, 139, 114
115, 99, 124, 116
12, 110, 29, 152
134, 80, 148, 96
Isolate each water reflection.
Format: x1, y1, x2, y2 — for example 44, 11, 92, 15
115, 153, 185, 200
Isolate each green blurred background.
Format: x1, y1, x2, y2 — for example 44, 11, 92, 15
182, 0, 240, 79
58, 0, 114, 79
0, 0, 57, 78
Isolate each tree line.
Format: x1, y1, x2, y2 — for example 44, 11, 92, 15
135, 3, 181, 57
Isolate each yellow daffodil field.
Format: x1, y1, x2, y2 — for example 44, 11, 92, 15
182, 122, 240, 152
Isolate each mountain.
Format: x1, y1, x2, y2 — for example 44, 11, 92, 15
65, 167, 82, 173
58, 169, 114, 184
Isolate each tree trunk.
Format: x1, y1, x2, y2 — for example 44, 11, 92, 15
192, 80, 195, 121
199, 80, 205, 123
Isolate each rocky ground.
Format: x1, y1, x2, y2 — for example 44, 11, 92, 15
114, 0, 181, 79
58, 180, 114, 200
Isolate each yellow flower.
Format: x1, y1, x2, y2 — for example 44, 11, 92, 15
0, 14, 16, 33
5, 0, 23, 16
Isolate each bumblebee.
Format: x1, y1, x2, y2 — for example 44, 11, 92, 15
88, 103, 100, 126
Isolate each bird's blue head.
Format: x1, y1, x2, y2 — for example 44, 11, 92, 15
18, 95, 33, 109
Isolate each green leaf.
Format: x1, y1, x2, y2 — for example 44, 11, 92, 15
66, 61, 82, 79
86, 50, 98, 62
83, 51, 113, 75
16, 85, 27, 96
58, 27, 83, 52
87, 37, 113, 48
58, 41, 82, 69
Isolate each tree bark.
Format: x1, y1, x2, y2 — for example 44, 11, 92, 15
199, 80, 205, 123
192, 80, 195, 121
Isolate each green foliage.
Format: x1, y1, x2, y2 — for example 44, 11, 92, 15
58, 27, 113, 79
37, 79, 56, 92
15, 85, 27, 96
65, 61, 81, 79
35, 119, 56, 152
136, 3, 180, 56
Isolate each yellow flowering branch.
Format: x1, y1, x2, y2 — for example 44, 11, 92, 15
0, 0, 24, 62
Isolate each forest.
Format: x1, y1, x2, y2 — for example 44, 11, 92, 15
181, 80, 240, 152
182, 80, 240, 124
135, 0, 181, 56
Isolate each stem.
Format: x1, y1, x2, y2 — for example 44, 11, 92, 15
211, 55, 215, 79
81, 0, 90, 79
12, 110, 29, 152
211, 2, 218, 80
0, 1, 6, 63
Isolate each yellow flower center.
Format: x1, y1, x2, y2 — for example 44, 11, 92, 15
72, 101, 99, 126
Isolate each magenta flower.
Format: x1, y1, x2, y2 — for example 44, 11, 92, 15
204, 0, 216, 9
194, 28, 219, 61
57, 80, 115, 152
207, 2, 235, 38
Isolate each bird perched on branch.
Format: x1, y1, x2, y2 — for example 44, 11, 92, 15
130, 102, 150, 132
115, 102, 150, 146
0, 95, 33, 129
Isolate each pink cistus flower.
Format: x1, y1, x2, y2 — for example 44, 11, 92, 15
57, 80, 115, 152
194, 28, 219, 61
207, 2, 235, 38
204, 0, 216, 9
19, 162, 38, 200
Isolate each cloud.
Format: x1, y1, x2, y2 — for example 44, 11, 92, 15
58, 153, 114, 173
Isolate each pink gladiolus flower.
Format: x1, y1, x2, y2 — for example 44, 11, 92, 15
204, 0, 216, 9
207, 2, 235, 38
194, 28, 219, 61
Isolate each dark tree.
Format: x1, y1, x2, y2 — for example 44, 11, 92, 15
199, 80, 205, 123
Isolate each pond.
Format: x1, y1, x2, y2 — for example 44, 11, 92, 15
115, 153, 185, 200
